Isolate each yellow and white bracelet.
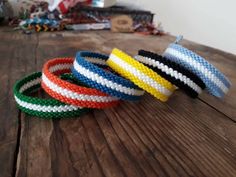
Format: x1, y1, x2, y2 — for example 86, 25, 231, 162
107, 48, 176, 102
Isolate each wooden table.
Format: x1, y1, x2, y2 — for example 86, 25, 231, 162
0, 27, 236, 177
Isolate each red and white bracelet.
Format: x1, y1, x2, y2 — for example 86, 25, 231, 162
41, 58, 120, 108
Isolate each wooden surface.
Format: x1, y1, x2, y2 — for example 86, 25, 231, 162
0, 27, 236, 177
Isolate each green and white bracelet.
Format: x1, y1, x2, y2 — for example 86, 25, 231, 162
13, 72, 88, 118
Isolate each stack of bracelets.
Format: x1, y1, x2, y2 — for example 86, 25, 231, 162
13, 36, 231, 119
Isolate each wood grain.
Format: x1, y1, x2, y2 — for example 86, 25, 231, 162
0, 28, 236, 177
0, 29, 38, 177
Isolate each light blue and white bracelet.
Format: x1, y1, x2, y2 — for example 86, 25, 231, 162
163, 36, 231, 98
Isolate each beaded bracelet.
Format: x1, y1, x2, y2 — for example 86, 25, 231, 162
72, 51, 145, 101
19, 18, 63, 32
13, 72, 87, 118
19, 18, 59, 28
42, 58, 119, 108
107, 48, 176, 102
21, 18, 59, 26
163, 36, 231, 98
135, 50, 206, 98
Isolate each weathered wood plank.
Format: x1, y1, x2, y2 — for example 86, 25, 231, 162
15, 34, 107, 177
95, 32, 236, 120
0, 29, 235, 177
177, 39, 236, 120
0, 28, 37, 177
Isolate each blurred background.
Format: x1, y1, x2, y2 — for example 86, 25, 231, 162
120, 0, 236, 55
2, 0, 236, 54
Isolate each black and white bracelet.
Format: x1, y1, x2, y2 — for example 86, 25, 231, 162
135, 50, 206, 98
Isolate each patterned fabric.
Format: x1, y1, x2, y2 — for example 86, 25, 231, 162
49, 0, 92, 13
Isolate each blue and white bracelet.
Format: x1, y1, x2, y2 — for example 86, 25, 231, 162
163, 36, 231, 98
71, 51, 145, 101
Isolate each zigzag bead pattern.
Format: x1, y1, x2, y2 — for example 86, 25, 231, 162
13, 72, 87, 118
19, 18, 59, 28
41, 58, 120, 108
163, 43, 231, 98
72, 51, 145, 101
19, 18, 63, 32
135, 50, 206, 98
107, 48, 176, 102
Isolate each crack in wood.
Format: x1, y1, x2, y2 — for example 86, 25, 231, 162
34, 34, 39, 70
12, 112, 22, 177
12, 34, 40, 177
198, 97, 236, 123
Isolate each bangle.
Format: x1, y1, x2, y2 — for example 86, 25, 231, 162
72, 51, 145, 101
163, 40, 231, 98
13, 72, 87, 118
107, 48, 176, 102
135, 50, 206, 98
42, 58, 120, 108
